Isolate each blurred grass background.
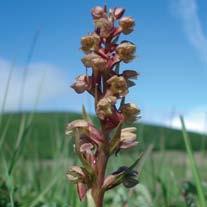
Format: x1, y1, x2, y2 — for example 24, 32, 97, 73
0, 111, 207, 207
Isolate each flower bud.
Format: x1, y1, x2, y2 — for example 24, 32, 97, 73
81, 34, 100, 53
116, 42, 136, 63
96, 96, 116, 120
119, 16, 135, 34
91, 6, 105, 19
94, 17, 114, 38
107, 75, 128, 97
71, 75, 91, 94
121, 103, 140, 123
110, 7, 125, 19
81, 53, 107, 71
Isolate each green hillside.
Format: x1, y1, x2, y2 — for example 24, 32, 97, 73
0, 112, 206, 159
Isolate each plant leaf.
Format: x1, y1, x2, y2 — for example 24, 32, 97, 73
82, 104, 92, 122
109, 122, 123, 154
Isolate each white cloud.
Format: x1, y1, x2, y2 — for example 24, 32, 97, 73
0, 57, 69, 111
171, 0, 207, 63
141, 106, 207, 133
170, 107, 207, 133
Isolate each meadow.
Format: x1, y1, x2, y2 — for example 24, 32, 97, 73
0, 112, 206, 207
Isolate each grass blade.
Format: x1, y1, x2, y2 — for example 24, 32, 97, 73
180, 116, 206, 207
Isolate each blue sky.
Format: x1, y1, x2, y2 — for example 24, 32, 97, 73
0, 0, 207, 132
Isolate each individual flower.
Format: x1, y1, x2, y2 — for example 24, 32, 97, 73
119, 16, 135, 34
110, 7, 125, 19
120, 103, 140, 123
66, 119, 104, 145
71, 75, 91, 94
66, 166, 86, 183
120, 127, 138, 149
81, 53, 107, 71
116, 42, 136, 63
106, 75, 128, 97
91, 6, 106, 19
96, 96, 116, 120
94, 17, 114, 38
81, 34, 100, 53
67, 166, 89, 201
80, 142, 96, 167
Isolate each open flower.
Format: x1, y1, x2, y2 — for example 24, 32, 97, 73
116, 42, 136, 63
81, 53, 107, 71
120, 103, 140, 123
94, 17, 114, 38
119, 17, 135, 34
67, 166, 89, 201
71, 75, 91, 94
96, 96, 116, 120
120, 127, 138, 149
66, 120, 104, 145
107, 75, 128, 97
81, 34, 100, 53
66, 166, 86, 183
80, 142, 96, 167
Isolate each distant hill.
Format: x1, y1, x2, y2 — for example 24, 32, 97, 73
0, 112, 206, 159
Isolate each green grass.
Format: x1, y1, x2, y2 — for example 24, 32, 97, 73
1, 112, 206, 159
0, 112, 206, 207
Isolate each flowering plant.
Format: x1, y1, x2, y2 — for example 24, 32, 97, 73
66, 5, 141, 207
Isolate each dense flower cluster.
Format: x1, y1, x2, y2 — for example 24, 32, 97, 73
66, 5, 141, 207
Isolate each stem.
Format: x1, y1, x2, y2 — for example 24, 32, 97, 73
92, 149, 108, 207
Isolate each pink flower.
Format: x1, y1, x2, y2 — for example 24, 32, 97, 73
66, 120, 104, 145
71, 75, 91, 94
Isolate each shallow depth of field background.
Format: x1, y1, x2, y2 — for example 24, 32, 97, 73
0, 0, 207, 206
